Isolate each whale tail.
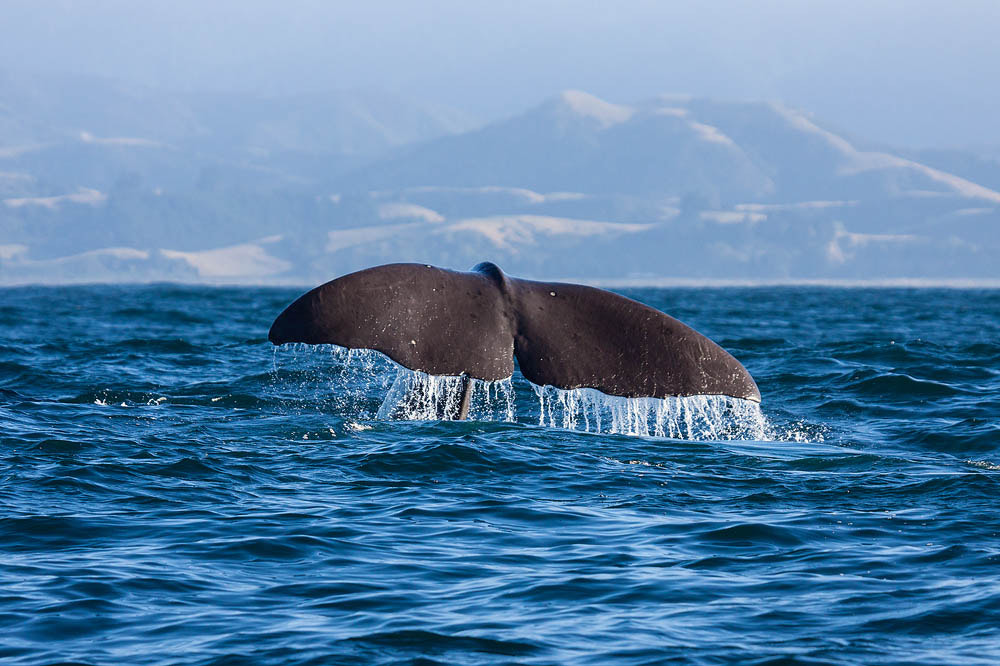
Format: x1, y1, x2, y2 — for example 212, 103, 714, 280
269, 262, 760, 412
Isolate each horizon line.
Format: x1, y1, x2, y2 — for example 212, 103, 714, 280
3, 277, 1000, 289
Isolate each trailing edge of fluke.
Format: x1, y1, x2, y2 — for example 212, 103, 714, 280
268, 262, 761, 403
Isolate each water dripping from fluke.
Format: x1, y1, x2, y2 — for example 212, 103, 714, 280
270, 343, 792, 441
376, 369, 516, 422
530, 384, 772, 440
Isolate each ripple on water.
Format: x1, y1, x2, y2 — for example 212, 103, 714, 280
2, 286, 1000, 665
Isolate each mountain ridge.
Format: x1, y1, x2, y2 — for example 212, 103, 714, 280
1, 83, 998, 284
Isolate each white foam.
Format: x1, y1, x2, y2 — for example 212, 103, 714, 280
272, 344, 786, 441
531, 385, 770, 440
377, 369, 516, 422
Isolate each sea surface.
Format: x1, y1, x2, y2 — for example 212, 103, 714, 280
1, 285, 999, 665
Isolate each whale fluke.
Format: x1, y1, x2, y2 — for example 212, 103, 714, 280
268, 262, 760, 403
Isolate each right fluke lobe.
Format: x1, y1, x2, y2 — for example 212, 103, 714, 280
268, 262, 760, 403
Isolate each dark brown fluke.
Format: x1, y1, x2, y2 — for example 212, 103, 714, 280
269, 262, 760, 404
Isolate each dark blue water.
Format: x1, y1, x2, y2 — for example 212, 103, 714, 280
2, 285, 999, 665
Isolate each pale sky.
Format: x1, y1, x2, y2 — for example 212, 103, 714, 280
3, 0, 998, 148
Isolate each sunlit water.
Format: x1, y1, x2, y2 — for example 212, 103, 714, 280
2, 285, 999, 665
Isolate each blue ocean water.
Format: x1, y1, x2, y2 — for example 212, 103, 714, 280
2, 285, 999, 665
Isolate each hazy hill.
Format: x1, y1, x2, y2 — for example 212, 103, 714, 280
0, 69, 475, 193
1, 82, 998, 284
341, 91, 1000, 207
338, 91, 773, 201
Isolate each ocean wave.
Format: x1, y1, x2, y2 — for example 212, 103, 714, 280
2, 285, 1000, 665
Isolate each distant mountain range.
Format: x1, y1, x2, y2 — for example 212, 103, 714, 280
2, 75, 999, 284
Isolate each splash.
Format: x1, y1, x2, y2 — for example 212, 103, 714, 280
271, 343, 785, 441
377, 368, 516, 422
530, 385, 771, 440
270, 344, 398, 417
271, 344, 516, 422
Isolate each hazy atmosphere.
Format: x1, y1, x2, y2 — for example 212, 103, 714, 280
6, 0, 999, 146
2, 0, 999, 283
6, 5, 1000, 666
